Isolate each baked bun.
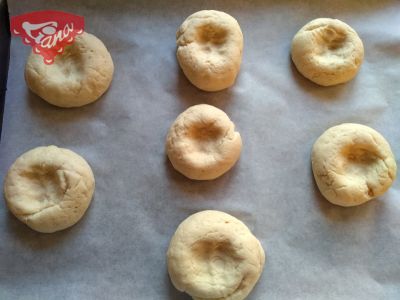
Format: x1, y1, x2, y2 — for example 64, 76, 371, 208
167, 210, 265, 300
176, 10, 243, 91
166, 104, 242, 180
291, 18, 364, 86
4, 145, 95, 233
25, 32, 114, 107
312, 123, 396, 206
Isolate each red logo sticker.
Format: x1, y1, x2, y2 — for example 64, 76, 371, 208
11, 10, 84, 64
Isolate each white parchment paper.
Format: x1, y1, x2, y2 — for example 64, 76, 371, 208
1, 1, 400, 299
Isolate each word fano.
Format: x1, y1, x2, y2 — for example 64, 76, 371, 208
11, 10, 84, 64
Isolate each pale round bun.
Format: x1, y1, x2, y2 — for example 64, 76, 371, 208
167, 210, 265, 300
176, 10, 243, 91
25, 32, 114, 107
291, 18, 364, 86
166, 104, 242, 180
312, 123, 397, 207
4, 146, 95, 233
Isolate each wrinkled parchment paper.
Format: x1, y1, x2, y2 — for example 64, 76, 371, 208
1, 1, 399, 299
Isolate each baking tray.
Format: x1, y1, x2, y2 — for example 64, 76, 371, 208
0, 1, 399, 299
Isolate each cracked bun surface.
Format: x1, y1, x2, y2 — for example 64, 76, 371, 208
176, 10, 243, 91
291, 18, 364, 86
312, 123, 396, 207
167, 210, 265, 300
4, 146, 95, 233
166, 104, 242, 180
25, 32, 114, 107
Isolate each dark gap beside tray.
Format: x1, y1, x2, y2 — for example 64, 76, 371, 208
0, 0, 11, 140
